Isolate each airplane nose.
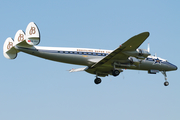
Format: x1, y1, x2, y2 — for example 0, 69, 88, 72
167, 62, 178, 71
175, 66, 178, 70
171, 64, 178, 70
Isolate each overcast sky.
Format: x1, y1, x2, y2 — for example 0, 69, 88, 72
1, 0, 180, 120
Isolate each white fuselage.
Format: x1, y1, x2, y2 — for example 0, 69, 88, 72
17, 46, 111, 66
16, 46, 177, 72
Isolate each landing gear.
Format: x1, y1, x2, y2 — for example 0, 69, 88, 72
161, 71, 169, 86
112, 62, 122, 77
93, 68, 122, 84
164, 81, 169, 86
94, 77, 101, 84
112, 70, 120, 77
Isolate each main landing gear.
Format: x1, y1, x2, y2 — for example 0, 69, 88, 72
112, 70, 120, 77
161, 71, 169, 86
94, 77, 101, 84
94, 70, 121, 85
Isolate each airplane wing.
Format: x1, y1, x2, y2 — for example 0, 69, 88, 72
86, 32, 150, 76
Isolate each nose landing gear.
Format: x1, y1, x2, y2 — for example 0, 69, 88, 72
161, 71, 169, 86
164, 81, 169, 86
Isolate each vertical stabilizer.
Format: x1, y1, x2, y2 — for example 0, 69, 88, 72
3, 37, 17, 59
25, 22, 40, 45
14, 30, 27, 47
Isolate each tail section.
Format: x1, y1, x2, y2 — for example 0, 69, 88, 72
3, 22, 40, 59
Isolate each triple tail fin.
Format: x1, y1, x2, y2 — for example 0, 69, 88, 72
3, 22, 40, 59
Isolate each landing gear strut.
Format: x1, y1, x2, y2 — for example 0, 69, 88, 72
94, 73, 102, 84
161, 71, 169, 86
112, 63, 121, 77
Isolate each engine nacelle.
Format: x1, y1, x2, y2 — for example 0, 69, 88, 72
123, 49, 151, 59
128, 57, 140, 66
114, 57, 140, 69
137, 49, 150, 58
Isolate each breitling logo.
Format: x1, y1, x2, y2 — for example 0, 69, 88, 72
7, 42, 13, 50
18, 34, 24, 42
29, 27, 36, 35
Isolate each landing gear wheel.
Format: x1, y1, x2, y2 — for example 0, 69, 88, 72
112, 70, 120, 77
164, 81, 169, 86
94, 78, 101, 84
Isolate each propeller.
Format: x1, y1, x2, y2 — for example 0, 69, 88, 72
155, 53, 157, 57
148, 43, 157, 57
147, 43, 150, 53
137, 43, 150, 69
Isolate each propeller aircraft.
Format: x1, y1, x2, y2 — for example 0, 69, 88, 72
3, 22, 177, 86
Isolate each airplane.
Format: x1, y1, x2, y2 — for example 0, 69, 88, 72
3, 22, 177, 86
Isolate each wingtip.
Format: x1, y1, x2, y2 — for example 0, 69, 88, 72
144, 32, 150, 36
138, 32, 150, 38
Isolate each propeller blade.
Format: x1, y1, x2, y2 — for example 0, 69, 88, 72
147, 43, 150, 52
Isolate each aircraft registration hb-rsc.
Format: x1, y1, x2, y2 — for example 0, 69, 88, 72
3, 22, 178, 86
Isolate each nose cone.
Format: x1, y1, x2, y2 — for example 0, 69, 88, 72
175, 66, 178, 70
170, 63, 178, 71
164, 62, 178, 71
